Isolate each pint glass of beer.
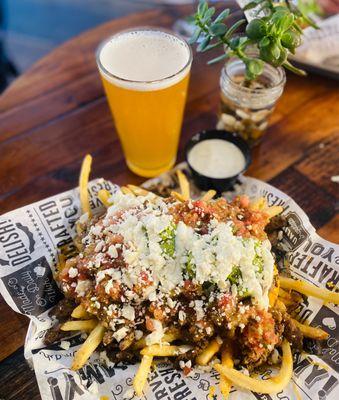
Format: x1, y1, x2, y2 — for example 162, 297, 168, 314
96, 28, 192, 177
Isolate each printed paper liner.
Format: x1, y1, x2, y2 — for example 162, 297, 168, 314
0, 170, 338, 400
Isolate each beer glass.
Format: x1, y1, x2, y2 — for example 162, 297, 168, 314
96, 28, 193, 177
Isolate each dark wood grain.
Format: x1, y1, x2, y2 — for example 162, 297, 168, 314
0, 2, 338, 399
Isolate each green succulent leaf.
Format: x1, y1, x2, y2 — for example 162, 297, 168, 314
214, 9, 230, 23
210, 23, 228, 36
189, 0, 310, 80
203, 6, 216, 21
245, 58, 264, 80
246, 19, 267, 40
207, 53, 229, 65
198, 0, 208, 15
197, 35, 211, 51
281, 30, 301, 49
224, 19, 247, 39
243, 1, 260, 11
188, 27, 202, 44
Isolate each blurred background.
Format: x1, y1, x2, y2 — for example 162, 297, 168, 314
0, 0, 337, 92
0, 0, 184, 91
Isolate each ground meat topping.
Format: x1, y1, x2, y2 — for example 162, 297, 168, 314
51, 190, 285, 369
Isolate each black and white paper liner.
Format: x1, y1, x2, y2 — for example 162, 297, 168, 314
0, 173, 338, 400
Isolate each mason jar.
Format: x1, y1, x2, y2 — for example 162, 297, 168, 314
217, 57, 286, 146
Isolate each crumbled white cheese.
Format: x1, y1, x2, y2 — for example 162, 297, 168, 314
68, 267, 78, 278
108, 245, 118, 258
178, 310, 186, 322
79, 212, 89, 224
60, 340, 70, 350
75, 280, 91, 297
113, 327, 129, 342
194, 300, 205, 320
135, 330, 143, 340
95, 240, 105, 253
145, 320, 164, 345
121, 305, 135, 321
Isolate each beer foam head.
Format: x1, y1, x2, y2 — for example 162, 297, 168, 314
97, 29, 192, 91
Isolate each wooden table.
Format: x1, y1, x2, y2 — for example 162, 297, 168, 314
0, 3, 338, 399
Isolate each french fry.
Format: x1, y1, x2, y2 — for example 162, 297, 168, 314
79, 154, 92, 217
292, 319, 329, 340
141, 344, 190, 357
71, 323, 105, 370
121, 186, 134, 195
133, 355, 153, 397
71, 304, 90, 319
57, 253, 66, 272
269, 267, 280, 306
220, 343, 233, 399
127, 185, 150, 197
98, 189, 111, 207
275, 299, 287, 312
171, 191, 186, 202
278, 297, 295, 307
196, 337, 222, 366
134, 329, 181, 350
250, 197, 266, 210
265, 205, 283, 218
176, 170, 190, 200
61, 320, 98, 332
278, 287, 292, 300
201, 190, 216, 202
279, 276, 339, 304
214, 340, 293, 394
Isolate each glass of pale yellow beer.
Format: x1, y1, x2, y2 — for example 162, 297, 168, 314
96, 28, 192, 177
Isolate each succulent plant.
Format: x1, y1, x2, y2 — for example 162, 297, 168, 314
189, 0, 318, 80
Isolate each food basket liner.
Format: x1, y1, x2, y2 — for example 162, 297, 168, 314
0, 171, 338, 400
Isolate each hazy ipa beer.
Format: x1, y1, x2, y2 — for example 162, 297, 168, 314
96, 29, 192, 177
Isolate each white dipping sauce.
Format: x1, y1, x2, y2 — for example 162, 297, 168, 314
188, 139, 246, 179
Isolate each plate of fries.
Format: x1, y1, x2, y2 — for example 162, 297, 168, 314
41, 155, 339, 398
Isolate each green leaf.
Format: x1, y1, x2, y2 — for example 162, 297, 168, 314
203, 7, 216, 22
259, 36, 270, 48
281, 30, 301, 50
201, 40, 223, 52
214, 9, 230, 23
185, 15, 196, 23
198, 0, 208, 15
246, 19, 267, 40
273, 12, 294, 33
207, 53, 229, 65
210, 23, 227, 36
224, 18, 247, 39
243, 1, 259, 11
188, 27, 202, 44
270, 41, 281, 59
245, 58, 264, 80
292, 21, 303, 34
197, 35, 211, 51
301, 12, 319, 29
254, 2, 271, 16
